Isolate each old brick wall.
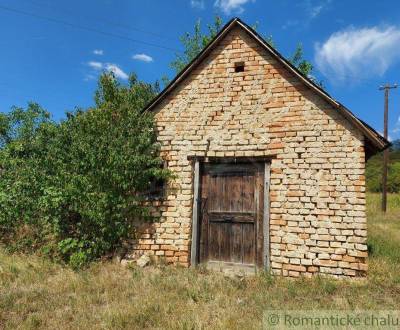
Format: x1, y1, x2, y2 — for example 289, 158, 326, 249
127, 26, 367, 278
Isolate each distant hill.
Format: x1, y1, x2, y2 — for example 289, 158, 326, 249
366, 142, 400, 192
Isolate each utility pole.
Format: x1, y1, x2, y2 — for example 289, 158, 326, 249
379, 83, 397, 212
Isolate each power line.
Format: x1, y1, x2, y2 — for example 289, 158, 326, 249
27, 0, 177, 42
0, 4, 179, 52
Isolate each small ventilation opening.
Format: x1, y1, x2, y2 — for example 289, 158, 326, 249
234, 62, 245, 73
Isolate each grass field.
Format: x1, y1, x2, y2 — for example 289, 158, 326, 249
1, 193, 399, 329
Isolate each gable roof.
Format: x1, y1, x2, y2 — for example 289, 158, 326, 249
144, 17, 389, 154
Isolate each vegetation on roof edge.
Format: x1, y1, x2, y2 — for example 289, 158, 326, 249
163, 16, 323, 88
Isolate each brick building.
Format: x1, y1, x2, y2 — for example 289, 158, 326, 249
128, 18, 389, 278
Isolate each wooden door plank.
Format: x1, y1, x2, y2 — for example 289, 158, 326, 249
209, 222, 219, 261
229, 174, 242, 212
242, 223, 256, 264
231, 223, 242, 263
242, 173, 254, 213
220, 222, 231, 262
209, 175, 217, 212
222, 174, 229, 212
216, 174, 224, 212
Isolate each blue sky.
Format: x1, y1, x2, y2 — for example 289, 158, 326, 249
1, 0, 400, 140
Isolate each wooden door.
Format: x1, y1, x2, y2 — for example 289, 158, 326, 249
199, 163, 264, 270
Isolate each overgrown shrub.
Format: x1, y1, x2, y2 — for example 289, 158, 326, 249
0, 73, 169, 267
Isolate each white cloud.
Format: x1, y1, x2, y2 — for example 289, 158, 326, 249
88, 61, 103, 69
282, 20, 299, 30
282, 1, 330, 30
132, 53, 154, 63
84, 74, 96, 81
393, 117, 400, 134
310, 4, 324, 18
86, 61, 129, 80
93, 49, 104, 55
104, 63, 129, 80
304, 0, 331, 19
214, 0, 255, 14
310, 1, 329, 18
315, 25, 400, 83
190, 0, 205, 9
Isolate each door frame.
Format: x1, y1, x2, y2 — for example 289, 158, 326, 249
190, 157, 271, 271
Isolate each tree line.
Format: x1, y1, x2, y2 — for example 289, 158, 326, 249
366, 142, 400, 193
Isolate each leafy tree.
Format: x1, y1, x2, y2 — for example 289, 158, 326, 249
0, 73, 169, 268
0, 103, 57, 250
170, 16, 223, 74
0, 103, 52, 148
388, 162, 400, 193
168, 16, 318, 82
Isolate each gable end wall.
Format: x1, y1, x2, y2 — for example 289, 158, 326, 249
128, 26, 367, 278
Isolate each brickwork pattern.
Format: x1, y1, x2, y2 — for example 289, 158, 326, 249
127, 26, 367, 278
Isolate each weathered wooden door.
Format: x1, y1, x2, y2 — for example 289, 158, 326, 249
198, 163, 265, 271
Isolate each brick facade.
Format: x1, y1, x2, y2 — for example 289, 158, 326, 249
126, 25, 369, 278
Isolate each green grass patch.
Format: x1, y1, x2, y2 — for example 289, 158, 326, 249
0, 193, 399, 329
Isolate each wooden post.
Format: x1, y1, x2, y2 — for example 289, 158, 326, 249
263, 162, 271, 271
190, 159, 200, 266
382, 86, 389, 213
379, 83, 397, 212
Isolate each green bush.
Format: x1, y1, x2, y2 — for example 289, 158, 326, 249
0, 73, 169, 267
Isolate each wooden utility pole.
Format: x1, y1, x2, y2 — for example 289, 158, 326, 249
379, 83, 397, 212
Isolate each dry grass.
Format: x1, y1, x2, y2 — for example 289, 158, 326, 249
1, 193, 399, 329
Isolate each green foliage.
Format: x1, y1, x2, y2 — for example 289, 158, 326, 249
0, 73, 169, 267
366, 145, 400, 193
288, 43, 314, 78
170, 16, 223, 74
168, 16, 319, 85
